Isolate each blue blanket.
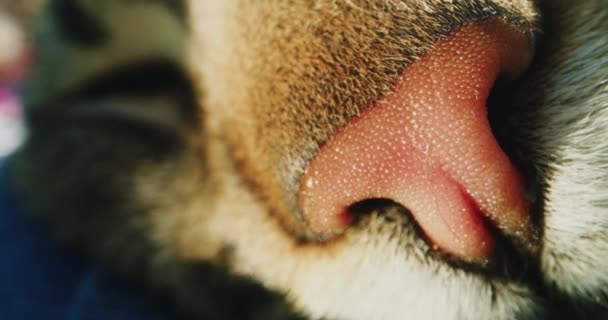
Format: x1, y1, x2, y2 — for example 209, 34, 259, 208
0, 160, 174, 320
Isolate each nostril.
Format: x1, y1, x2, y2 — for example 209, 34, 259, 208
347, 198, 399, 216
346, 198, 403, 224
299, 19, 534, 263
345, 198, 430, 244
486, 78, 533, 175
346, 198, 497, 259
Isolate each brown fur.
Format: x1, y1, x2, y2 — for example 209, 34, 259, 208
193, 0, 539, 238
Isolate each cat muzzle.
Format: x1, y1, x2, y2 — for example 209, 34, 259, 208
299, 19, 535, 263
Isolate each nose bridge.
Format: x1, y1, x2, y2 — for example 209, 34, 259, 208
298, 21, 533, 262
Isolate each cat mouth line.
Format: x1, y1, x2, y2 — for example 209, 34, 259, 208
299, 19, 536, 263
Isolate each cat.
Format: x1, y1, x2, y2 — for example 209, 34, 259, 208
9, 0, 608, 319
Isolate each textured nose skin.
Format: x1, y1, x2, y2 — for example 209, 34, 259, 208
299, 20, 534, 262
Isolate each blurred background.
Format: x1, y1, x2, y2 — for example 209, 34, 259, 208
0, 87, 23, 159
0, 1, 39, 159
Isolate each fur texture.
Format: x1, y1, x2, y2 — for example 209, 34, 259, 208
10, 0, 608, 319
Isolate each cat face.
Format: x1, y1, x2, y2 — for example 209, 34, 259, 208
187, 1, 607, 318
193, 0, 538, 238
12, 0, 608, 319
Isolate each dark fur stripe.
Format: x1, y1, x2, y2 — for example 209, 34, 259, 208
72, 60, 195, 100
51, 0, 108, 46
33, 59, 200, 128
28, 110, 184, 156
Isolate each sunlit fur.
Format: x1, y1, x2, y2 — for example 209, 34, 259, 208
11, 0, 608, 319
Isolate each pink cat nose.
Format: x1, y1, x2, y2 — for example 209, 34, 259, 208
299, 20, 535, 263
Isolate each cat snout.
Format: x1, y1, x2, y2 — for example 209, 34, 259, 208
298, 20, 535, 263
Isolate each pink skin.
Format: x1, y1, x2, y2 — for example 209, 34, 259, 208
0, 88, 21, 118
299, 21, 534, 263
0, 46, 32, 86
